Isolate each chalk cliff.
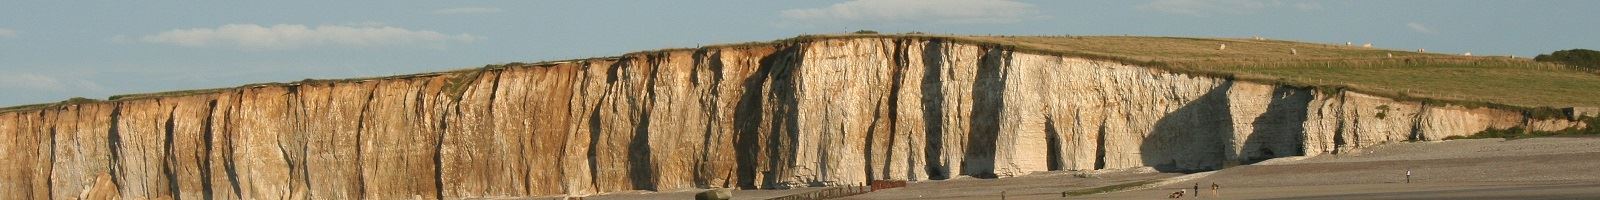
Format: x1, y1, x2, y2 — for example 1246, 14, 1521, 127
0, 37, 1583, 199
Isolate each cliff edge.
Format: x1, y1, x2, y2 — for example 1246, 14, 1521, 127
0, 35, 1590, 199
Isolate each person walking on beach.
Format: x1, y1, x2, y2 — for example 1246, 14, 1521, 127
1192, 183, 1199, 198
1210, 182, 1219, 197
1406, 169, 1412, 183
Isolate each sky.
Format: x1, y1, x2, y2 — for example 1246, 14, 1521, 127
1, 0, 1597, 106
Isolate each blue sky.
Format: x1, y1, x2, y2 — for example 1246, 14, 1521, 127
1, 0, 1596, 106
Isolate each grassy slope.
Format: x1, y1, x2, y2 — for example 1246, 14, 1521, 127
939, 35, 1600, 108
5, 34, 1599, 113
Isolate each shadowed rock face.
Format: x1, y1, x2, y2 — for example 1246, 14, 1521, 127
0, 38, 1582, 199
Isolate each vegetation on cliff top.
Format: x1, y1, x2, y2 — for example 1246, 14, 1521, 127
1536, 49, 1600, 71
906, 35, 1600, 109
6, 34, 1600, 114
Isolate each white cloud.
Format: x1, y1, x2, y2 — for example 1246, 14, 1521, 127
0, 73, 62, 90
1293, 2, 1323, 10
1138, 0, 1320, 16
780, 0, 1042, 24
432, 7, 503, 15
1407, 22, 1437, 34
0, 73, 102, 92
344, 21, 389, 27
0, 28, 17, 38
1139, 0, 1269, 16
133, 24, 480, 50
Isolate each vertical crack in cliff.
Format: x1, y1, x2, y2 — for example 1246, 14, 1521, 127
1213, 80, 1236, 170
863, 41, 895, 180
352, 85, 376, 199
1332, 93, 1350, 154
962, 47, 1007, 178
480, 69, 531, 194
45, 110, 57, 199
133, 102, 151, 197
221, 91, 244, 199
733, 47, 778, 188
1044, 117, 1061, 171
282, 86, 309, 198
479, 70, 518, 194
162, 106, 180, 199
553, 68, 578, 195
276, 124, 295, 198
1324, 92, 1350, 154
425, 81, 448, 200
774, 46, 804, 188
691, 49, 724, 187
689, 50, 709, 187
879, 38, 909, 180
1094, 119, 1108, 170
284, 84, 305, 198
920, 40, 949, 180
1242, 86, 1311, 165
297, 87, 317, 198
630, 55, 662, 190
1408, 103, 1429, 141
585, 100, 603, 192
199, 99, 217, 200
863, 100, 884, 181
106, 103, 124, 194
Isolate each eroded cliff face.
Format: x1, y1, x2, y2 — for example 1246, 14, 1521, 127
0, 38, 1583, 199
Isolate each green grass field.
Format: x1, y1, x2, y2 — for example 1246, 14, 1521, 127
923, 35, 1600, 108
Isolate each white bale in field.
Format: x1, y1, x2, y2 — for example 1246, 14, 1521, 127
1291, 48, 1298, 55
1219, 43, 1227, 50
1363, 43, 1373, 48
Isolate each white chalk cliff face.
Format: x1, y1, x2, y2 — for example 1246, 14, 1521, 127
0, 38, 1584, 199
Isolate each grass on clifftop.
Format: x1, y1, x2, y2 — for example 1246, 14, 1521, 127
934, 35, 1600, 108
7, 34, 1600, 113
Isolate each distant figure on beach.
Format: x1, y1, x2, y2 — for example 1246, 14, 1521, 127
1193, 183, 1199, 198
1211, 182, 1220, 197
1406, 170, 1412, 183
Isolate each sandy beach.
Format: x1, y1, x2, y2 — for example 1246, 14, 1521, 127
571, 137, 1600, 200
